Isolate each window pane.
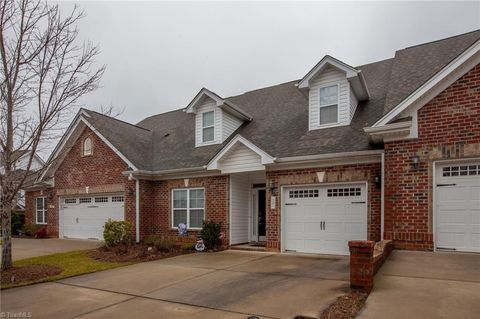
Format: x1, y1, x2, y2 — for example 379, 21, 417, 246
202, 111, 214, 127
320, 105, 338, 125
36, 211, 43, 224
173, 190, 187, 208
320, 85, 338, 106
203, 127, 214, 142
190, 209, 204, 228
36, 198, 44, 210
190, 189, 204, 208
44, 209, 47, 223
173, 209, 187, 227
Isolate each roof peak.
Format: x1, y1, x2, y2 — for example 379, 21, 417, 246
402, 29, 480, 51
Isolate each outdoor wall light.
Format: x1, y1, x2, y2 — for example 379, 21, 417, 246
411, 155, 420, 170
374, 175, 381, 189
268, 179, 277, 194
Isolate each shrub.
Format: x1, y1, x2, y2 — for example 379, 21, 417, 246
142, 235, 176, 252
103, 220, 133, 247
181, 243, 196, 251
200, 220, 222, 250
21, 223, 40, 237
143, 235, 159, 247
11, 212, 24, 235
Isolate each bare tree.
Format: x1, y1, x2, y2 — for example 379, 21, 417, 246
0, 0, 105, 269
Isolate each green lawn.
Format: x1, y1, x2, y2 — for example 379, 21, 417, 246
1, 250, 131, 289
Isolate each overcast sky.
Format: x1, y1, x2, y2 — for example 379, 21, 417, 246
58, 1, 480, 125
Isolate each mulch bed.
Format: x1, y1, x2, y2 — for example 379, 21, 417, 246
319, 291, 368, 319
1, 265, 63, 286
88, 244, 194, 263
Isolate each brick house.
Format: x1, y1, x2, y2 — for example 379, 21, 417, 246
25, 31, 480, 254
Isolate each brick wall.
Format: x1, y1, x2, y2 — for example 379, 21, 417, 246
265, 163, 382, 252
140, 176, 230, 246
25, 126, 136, 238
384, 64, 480, 250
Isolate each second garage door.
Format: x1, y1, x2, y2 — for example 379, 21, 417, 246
60, 194, 125, 240
284, 183, 367, 255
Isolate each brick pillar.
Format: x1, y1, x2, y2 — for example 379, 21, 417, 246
349, 240, 375, 293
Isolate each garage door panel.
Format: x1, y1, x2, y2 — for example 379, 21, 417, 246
436, 161, 480, 252
60, 194, 124, 240
284, 184, 367, 255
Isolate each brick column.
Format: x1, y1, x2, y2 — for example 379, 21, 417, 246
349, 240, 375, 293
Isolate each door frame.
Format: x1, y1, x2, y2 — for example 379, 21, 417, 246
432, 157, 480, 252
251, 187, 266, 242
280, 181, 368, 254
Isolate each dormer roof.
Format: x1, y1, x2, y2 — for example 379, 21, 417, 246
297, 55, 370, 101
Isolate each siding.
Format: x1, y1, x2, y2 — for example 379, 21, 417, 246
195, 97, 222, 147
222, 111, 243, 141
219, 144, 264, 174
230, 174, 250, 244
309, 66, 351, 130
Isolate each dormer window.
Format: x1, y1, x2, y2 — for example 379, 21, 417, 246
319, 84, 339, 125
83, 137, 92, 156
202, 111, 215, 143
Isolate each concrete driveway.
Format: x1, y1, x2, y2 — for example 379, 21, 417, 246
10, 237, 102, 260
359, 250, 480, 319
1, 250, 349, 319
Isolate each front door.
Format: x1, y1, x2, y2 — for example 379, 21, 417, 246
252, 188, 266, 242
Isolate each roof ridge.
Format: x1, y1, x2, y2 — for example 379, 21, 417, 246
401, 29, 480, 51
137, 107, 185, 124
84, 109, 151, 132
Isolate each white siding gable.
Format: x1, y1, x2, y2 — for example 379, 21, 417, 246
308, 66, 359, 130
195, 97, 244, 147
218, 143, 264, 174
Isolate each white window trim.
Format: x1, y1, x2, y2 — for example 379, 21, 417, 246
83, 137, 92, 156
171, 187, 205, 230
201, 110, 215, 144
36, 197, 47, 225
318, 83, 340, 127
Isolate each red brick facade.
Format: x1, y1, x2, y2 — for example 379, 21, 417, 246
384, 64, 480, 250
265, 163, 382, 251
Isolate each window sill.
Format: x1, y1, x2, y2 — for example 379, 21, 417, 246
171, 228, 202, 231
36, 222, 47, 225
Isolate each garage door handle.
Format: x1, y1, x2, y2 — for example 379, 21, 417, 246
351, 201, 366, 204
436, 183, 456, 187
285, 203, 297, 206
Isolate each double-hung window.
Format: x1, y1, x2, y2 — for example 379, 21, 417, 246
319, 84, 339, 125
172, 188, 205, 229
36, 197, 47, 224
202, 111, 215, 143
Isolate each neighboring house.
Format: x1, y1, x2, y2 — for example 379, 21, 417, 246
0, 150, 44, 212
25, 30, 480, 255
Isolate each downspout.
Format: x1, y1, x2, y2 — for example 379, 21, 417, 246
381, 152, 385, 240
135, 179, 140, 243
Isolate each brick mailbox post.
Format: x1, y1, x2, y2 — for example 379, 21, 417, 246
348, 240, 375, 293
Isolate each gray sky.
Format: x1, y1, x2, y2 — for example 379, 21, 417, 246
59, 1, 480, 125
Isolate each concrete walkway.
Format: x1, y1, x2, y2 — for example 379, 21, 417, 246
1, 250, 350, 319
10, 237, 102, 260
359, 250, 480, 319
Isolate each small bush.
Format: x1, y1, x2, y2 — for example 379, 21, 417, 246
103, 220, 133, 247
181, 243, 196, 251
143, 235, 159, 247
21, 223, 40, 237
200, 220, 222, 250
142, 235, 176, 252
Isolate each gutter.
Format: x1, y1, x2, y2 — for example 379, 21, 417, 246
275, 150, 384, 163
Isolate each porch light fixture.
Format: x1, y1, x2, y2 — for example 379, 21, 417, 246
411, 155, 420, 170
374, 175, 381, 189
268, 179, 277, 195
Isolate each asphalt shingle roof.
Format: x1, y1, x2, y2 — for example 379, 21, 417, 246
83, 30, 480, 171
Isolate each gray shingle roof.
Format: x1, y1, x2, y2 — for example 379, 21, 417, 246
84, 30, 480, 171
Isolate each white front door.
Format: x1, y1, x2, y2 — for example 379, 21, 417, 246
283, 183, 367, 255
60, 194, 125, 240
435, 161, 480, 252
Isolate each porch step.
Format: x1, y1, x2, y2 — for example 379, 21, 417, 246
230, 243, 266, 252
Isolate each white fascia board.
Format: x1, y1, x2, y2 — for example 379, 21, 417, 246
298, 55, 360, 89
364, 121, 413, 143
275, 149, 384, 163
221, 100, 253, 121
373, 40, 480, 127
185, 88, 224, 114
207, 135, 275, 170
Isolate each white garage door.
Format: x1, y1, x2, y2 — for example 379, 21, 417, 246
60, 194, 125, 240
283, 183, 367, 255
436, 162, 480, 252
